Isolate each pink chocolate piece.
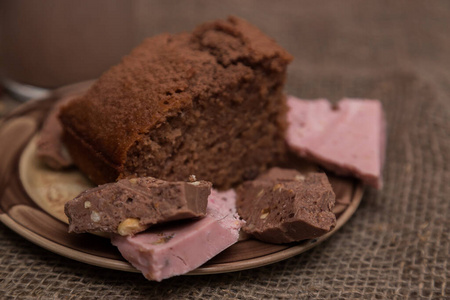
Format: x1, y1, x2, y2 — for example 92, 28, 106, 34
37, 95, 76, 169
286, 96, 386, 189
111, 189, 243, 281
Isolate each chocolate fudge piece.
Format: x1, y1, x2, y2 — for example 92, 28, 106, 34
59, 16, 293, 189
236, 168, 336, 244
286, 96, 386, 189
65, 177, 211, 235
36, 95, 75, 169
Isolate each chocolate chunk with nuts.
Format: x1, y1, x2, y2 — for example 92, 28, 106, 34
236, 168, 336, 244
65, 177, 211, 235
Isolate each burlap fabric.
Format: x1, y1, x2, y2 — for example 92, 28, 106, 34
1, 1, 449, 299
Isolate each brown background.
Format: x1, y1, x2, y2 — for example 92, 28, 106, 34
1, 0, 449, 298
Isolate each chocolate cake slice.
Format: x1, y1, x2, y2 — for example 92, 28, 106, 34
236, 168, 336, 244
59, 16, 293, 189
64, 177, 211, 235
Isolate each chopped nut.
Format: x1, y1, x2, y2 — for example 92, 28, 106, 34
128, 178, 138, 184
188, 175, 197, 182
260, 212, 269, 219
260, 207, 270, 219
295, 174, 305, 181
91, 211, 100, 222
261, 207, 270, 214
84, 201, 91, 208
272, 183, 283, 192
117, 218, 147, 236
256, 189, 265, 198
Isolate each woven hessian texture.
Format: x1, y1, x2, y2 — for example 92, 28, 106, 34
1, 1, 449, 299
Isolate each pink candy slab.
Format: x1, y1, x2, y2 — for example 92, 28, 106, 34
286, 96, 386, 189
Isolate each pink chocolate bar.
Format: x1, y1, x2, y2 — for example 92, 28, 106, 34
111, 189, 243, 281
286, 96, 386, 189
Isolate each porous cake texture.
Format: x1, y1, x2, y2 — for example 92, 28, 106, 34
60, 16, 293, 189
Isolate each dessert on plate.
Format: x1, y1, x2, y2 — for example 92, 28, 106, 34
33, 16, 386, 281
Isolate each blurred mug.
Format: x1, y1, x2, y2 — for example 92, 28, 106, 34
0, 0, 136, 100
0, 1, 235, 100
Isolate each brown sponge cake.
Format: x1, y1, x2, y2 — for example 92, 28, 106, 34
60, 16, 293, 189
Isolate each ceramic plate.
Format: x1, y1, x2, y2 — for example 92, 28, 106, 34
0, 81, 364, 275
